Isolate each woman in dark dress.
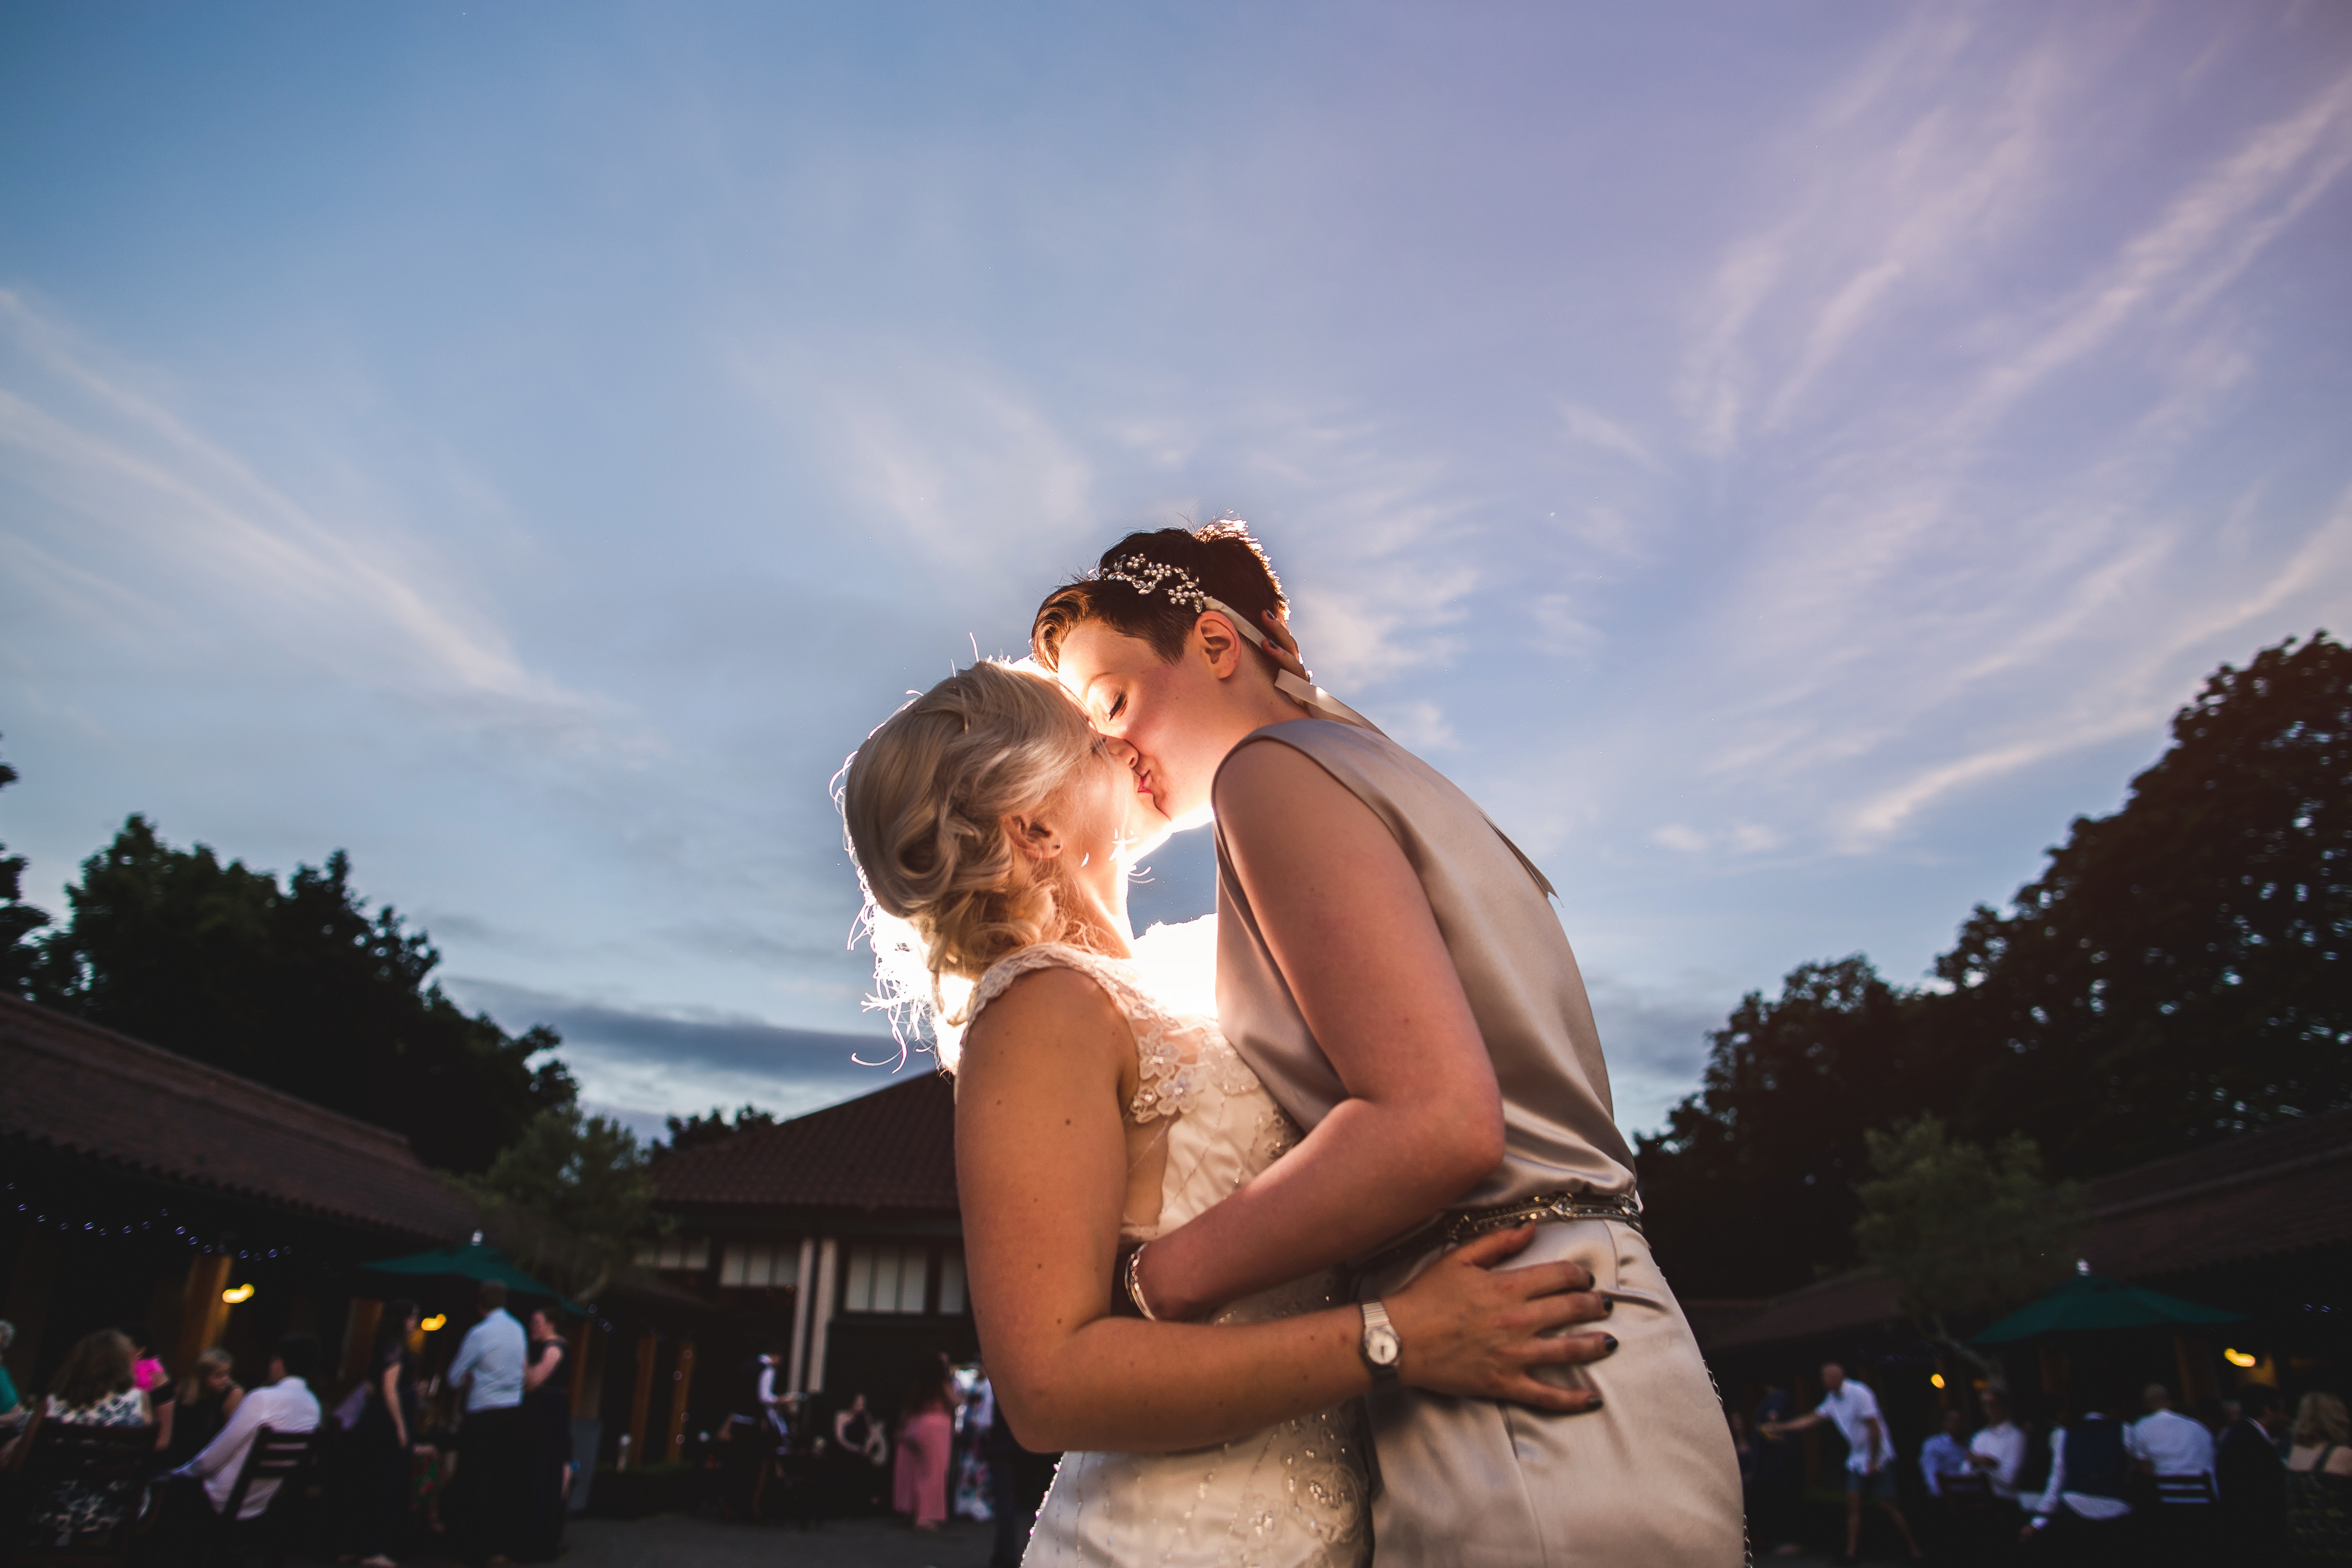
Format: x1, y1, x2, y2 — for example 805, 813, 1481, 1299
356, 1299, 422, 1568
519, 1308, 572, 1562
164, 1348, 243, 1469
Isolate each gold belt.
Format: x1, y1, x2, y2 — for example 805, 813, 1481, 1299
1357, 1189, 1645, 1279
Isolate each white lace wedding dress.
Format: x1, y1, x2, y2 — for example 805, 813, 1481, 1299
967, 916, 1371, 1568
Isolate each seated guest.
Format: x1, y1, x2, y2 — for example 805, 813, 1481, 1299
0, 1320, 26, 1433
165, 1348, 245, 1469
26, 1329, 152, 1539
2129, 1382, 2218, 1487
164, 1332, 323, 1524
1921, 1407, 1976, 1498
2286, 1392, 2352, 1564
2215, 1385, 2287, 1565
2022, 1389, 2133, 1564
121, 1323, 176, 1456
1970, 1386, 2028, 1510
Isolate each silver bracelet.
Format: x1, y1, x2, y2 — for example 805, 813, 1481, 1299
1124, 1242, 1160, 1322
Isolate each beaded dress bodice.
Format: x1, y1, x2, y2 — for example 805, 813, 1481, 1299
969, 917, 1370, 1568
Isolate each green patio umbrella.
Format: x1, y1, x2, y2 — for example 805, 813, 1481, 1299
1973, 1269, 2242, 1344
363, 1231, 584, 1313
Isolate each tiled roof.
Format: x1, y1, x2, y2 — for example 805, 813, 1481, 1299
650, 1072, 958, 1214
1692, 1108, 2352, 1353
0, 995, 477, 1244
2077, 1106, 2352, 1281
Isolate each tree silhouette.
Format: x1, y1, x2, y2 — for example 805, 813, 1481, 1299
25, 815, 574, 1173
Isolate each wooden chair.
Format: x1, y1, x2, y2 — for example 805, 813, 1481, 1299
205, 1426, 319, 1568
4, 1406, 160, 1567
1935, 1468, 1992, 1506
2153, 1470, 2217, 1506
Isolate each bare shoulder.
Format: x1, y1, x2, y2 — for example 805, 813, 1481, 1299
1214, 734, 1382, 845
960, 961, 1132, 1075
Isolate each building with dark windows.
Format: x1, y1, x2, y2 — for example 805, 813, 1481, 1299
643, 1071, 974, 1419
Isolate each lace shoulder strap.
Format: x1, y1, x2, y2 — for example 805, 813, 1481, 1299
970, 941, 1154, 1028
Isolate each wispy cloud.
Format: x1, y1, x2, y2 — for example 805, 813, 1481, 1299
0, 290, 630, 750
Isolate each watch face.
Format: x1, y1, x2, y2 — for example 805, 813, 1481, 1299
1367, 1326, 1402, 1367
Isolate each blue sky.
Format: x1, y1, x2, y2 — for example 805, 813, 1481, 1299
4, 2, 2348, 1143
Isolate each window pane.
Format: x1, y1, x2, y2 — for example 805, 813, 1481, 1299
720, 1245, 747, 1288
889, 1246, 921, 1313
873, 1247, 901, 1312
844, 1246, 874, 1312
772, 1247, 799, 1289
634, 1243, 659, 1269
684, 1238, 710, 1271
937, 1249, 966, 1315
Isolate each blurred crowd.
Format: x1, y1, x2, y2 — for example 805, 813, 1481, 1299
1733, 1360, 2351, 1566
0, 1279, 575, 1566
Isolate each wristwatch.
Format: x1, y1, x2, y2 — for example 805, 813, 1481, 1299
1359, 1300, 1402, 1385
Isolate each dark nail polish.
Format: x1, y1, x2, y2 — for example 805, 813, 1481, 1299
1602, 1299, 1615, 1315
1602, 1335, 1619, 1354
1588, 1394, 1603, 1410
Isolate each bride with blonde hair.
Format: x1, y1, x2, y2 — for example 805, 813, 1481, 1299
838, 659, 1617, 1567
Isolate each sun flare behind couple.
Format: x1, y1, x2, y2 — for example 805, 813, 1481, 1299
838, 522, 1743, 1567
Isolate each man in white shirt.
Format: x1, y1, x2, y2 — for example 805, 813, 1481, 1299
2024, 1389, 2134, 1553
2128, 1382, 2217, 1486
1763, 1362, 1924, 1567
1968, 1387, 2027, 1506
445, 1281, 529, 1565
162, 1332, 323, 1527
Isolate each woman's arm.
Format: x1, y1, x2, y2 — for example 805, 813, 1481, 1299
524, 1344, 563, 1394
380, 1362, 409, 1449
1134, 740, 1506, 1322
960, 965, 1611, 1455
153, 1396, 173, 1451
220, 1385, 244, 1421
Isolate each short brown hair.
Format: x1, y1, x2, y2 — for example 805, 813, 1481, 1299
1031, 520, 1287, 671
477, 1280, 509, 1313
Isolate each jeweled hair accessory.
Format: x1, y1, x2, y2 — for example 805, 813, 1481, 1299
1094, 553, 1559, 900
1098, 555, 1381, 731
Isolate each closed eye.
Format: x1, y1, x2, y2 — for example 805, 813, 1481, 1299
1107, 691, 1126, 721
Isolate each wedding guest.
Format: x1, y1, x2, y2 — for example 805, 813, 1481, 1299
519, 1307, 572, 1562
2285, 1392, 2352, 1564
2216, 1385, 2287, 1564
2022, 1386, 2133, 1564
165, 1348, 244, 1469
893, 1360, 958, 1532
1763, 1362, 1924, 1566
122, 1322, 175, 1455
161, 1332, 322, 1527
354, 1300, 423, 1568
443, 1281, 527, 1566
1921, 1407, 1975, 1498
2129, 1382, 2217, 1486
26, 1329, 149, 1539
0, 1319, 26, 1432
1969, 1386, 2029, 1521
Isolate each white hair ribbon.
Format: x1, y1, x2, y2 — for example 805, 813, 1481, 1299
1098, 558, 1557, 898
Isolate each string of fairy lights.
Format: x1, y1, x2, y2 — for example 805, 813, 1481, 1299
4, 1181, 296, 1263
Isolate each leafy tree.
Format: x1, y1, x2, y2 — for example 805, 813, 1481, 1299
1851, 1116, 2084, 1378
660, 1103, 780, 1155
1635, 957, 1930, 1297
467, 1105, 660, 1303
1932, 632, 2352, 1175
0, 741, 50, 996
25, 815, 574, 1172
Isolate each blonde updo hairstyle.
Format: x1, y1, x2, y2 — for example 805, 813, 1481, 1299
841, 661, 1108, 1062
